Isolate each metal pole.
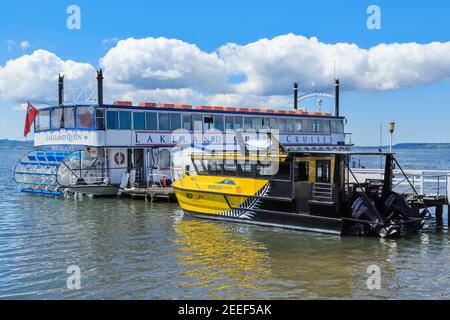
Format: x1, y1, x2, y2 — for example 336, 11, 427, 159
389, 132, 393, 153
294, 82, 298, 110
380, 122, 383, 169
335, 79, 340, 117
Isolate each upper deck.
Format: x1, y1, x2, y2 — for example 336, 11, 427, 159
33, 102, 349, 150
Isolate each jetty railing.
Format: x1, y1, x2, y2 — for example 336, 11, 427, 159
351, 168, 450, 201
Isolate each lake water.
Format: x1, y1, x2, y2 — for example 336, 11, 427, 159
0, 146, 449, 299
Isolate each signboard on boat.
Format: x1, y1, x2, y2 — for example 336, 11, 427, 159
132, 131, 345, 147
34, 129, 105, 147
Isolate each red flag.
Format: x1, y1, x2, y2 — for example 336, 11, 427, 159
23, 102, 38, 138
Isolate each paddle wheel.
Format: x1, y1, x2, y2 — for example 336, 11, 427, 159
13, 150, 72, 195
14, 149, 107, 196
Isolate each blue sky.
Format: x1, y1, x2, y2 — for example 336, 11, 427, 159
1, 0, 450, 145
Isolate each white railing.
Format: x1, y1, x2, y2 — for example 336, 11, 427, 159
352, 168, 450, 200
344, 133, 353, 146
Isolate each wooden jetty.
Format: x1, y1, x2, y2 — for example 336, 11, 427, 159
120, 186, 176, 202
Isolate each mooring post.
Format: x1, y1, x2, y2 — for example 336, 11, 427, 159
435, 205, 443, 227
447, 173, 450, 226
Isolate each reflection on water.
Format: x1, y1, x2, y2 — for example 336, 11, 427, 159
174, 219, 271, 299
0, 148, 449, 299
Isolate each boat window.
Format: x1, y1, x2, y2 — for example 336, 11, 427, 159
207, 159, 224, 176
36, 110, 50, 130
316, 160, 331, 183
214, 115, 224, 131
203, 115, 213, 131
262, 117, 270, 129
296, 161, 309, 181
312, 119, 326, 133
63, 107, 75, 128
76, 107, 95, 129
96, 109, 105, 130
158, 113, 170, 131
234, 116, 243, 130
337, 120, 344, 133
243, 117, 252, 130
225, 116, 234, 130
294, 119, 302, 132
286, 118, 294, 132
192, 114, 203, 131
146, 112, 157, 130
170, 113, 182, 130
252, 117, 262, 130
106, 111, 119, 129
182, 114, 192, 130
133, 112, 145, 130
158, 149, 171, 169
119, 111, 132, 130
223, 159, 237, 176
270, 118, 278, 129
331, 120, 344, 133
302, 119, 310, 133
323, 120, 331, 134
278, 118, 287, 132
50, 108, 63, 129
193, 159, 208, 175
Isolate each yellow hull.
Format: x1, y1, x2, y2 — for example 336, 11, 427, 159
173, 176, 269, 215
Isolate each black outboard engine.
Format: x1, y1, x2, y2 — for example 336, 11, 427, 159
350, 193, 399, 237
383, 192, 425, 230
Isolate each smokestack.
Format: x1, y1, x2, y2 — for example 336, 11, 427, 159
58, 74, 64, 106
335, 78, 340, 117
97, 69, 104, 105
293, 82, 298, 110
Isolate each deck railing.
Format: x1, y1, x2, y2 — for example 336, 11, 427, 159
352, 168, 450, 200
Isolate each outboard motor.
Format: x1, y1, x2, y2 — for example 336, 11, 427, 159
383, 192, 425, 230
350, 193, 399, 237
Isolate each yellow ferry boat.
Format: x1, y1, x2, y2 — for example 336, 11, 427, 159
173, 134, 428, 237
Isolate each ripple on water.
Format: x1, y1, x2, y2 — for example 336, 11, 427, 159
0, 148, 449, 299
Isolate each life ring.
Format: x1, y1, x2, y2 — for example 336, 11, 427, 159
114, 152, 125, 165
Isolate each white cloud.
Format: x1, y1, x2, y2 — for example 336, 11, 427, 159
12, 102, 28, 111
206, 93, 291, 109
6, 40, 31, 52
102, 37, 119, 48
19, 41, 30, 50
2, 35, 450, 109
100, 37, 229, 94
0, 49, 95, 104
219, 34, 450, 94
6, 40, 15, 52
110, 87, 205, 105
